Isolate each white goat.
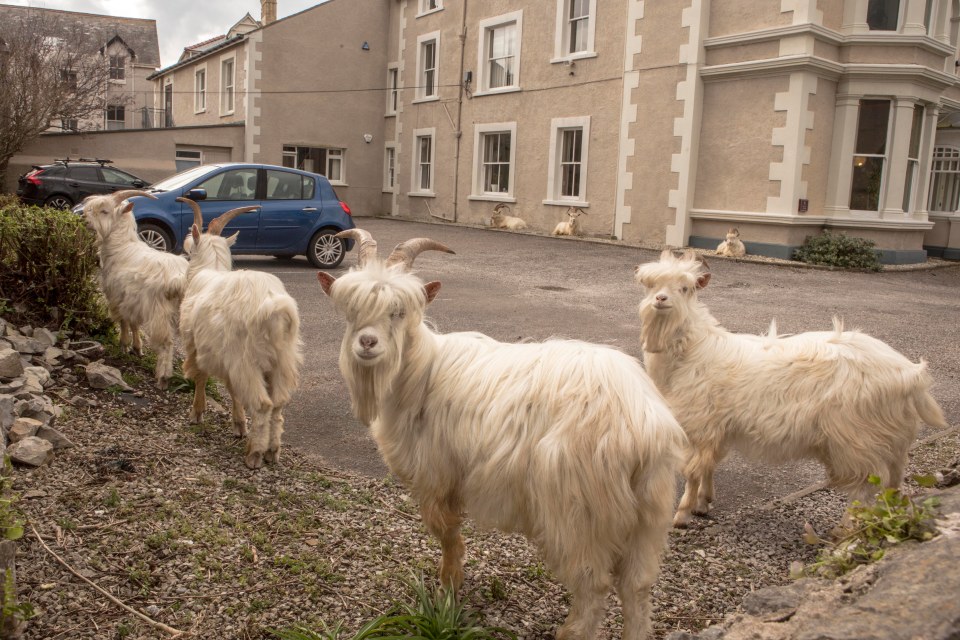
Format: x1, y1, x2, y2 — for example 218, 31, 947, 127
82, 190, 186, 389
552, 207, 587, 236
715, 227, 746, 257
178, 198, 302, 469
488, 202, 528, 230
635, 250, 947, 528
318, 230, 686, 640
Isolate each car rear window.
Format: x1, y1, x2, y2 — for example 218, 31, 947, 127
68, 166, 100, 181
41, 166, 66, 178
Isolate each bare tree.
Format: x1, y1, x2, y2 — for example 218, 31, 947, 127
0, 9, 110, 189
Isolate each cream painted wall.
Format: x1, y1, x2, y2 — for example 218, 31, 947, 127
709, 0, 792, 37
153, 41, 248, 128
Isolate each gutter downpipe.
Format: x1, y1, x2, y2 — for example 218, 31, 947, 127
452, 0, 468, 223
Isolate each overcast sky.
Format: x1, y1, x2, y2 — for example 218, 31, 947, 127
3, 0, 328, 68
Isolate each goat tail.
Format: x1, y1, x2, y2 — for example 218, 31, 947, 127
914, 360, 948, 429
261, 296, 303, 407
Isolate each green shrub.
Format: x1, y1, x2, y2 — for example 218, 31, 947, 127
793, 231, 882, 271
0, 199, 111, 334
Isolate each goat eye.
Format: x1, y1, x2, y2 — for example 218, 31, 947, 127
390, 311, 405, 320
681, 286, 689, 294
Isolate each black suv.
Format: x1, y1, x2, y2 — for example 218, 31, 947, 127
17, 158, 149, 209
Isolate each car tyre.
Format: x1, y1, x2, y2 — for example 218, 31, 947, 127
45, 195, 73, 210
307, 229, 346, 269
137, 222, 173, 253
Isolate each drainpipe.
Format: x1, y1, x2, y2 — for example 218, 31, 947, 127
452, 0, 468, 223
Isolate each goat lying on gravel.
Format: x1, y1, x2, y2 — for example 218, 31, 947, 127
82, 190, 186, 389
318, 229, 686, 640
489, 202, 528, 230
552, 206, 587, 237
715, 228, 746, 257
635, 250, 947, 528
179, 198, 302, 469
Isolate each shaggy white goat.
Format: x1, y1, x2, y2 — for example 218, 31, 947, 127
715, 228, 746, 257
178, 198, 303, 469
635, 250, 947, 528
318, 230, 686, 640
552, 207, 587, 237
82, 190, 187, 389
488, 202, 528, 230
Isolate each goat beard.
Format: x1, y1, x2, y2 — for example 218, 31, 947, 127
639, 304, 684, 354
340, 344, 401, 427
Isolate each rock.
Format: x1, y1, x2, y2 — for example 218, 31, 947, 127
85, 361, 132, 391
36, 425, 74, 450
22, 489, 46, 499
0, 395, 14, 431
6, 335, 45, 355
71, 396, 98, 408
8, 417, 42, 443
23, 366, 51, 388
3, 325, 19, 338
0, 379, 24, 395
18, 326, 32, 337
0, 348, 23, 378
15, 396, 58, 426
7, 436, 53, 466
43, 347, 64, 366
32, 328, 57, 348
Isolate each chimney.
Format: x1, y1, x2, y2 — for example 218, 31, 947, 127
261, 0, 277, 25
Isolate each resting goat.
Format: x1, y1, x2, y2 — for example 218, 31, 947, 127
552, 206, 587, 237
82, 190, 186, 389
318, 230, 685, 640
715, 228, 746, 257
179, 198, 302, 469
635, 250, 947, 528
488, 202, 528, 230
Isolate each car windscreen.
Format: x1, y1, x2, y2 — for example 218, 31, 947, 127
148, 165, 218, 192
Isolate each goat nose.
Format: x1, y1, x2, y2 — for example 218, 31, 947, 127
656, 294, 668, 302
359, 335, 378, 349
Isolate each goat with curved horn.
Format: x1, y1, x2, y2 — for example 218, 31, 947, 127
176, 197, 203, 229
336, 229, 378, 267
112, 190, 157, 204
385, 238, 455, 270
207, 206, 260, 236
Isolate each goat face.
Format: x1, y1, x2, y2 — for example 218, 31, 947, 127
635, 250, 711, 353
82, 197, 136, 242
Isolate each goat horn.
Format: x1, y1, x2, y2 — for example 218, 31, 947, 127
336, 229, 378, 267
385, 238, 455, 270
112, 189, 157, 204
176, 197, 203, 229
207, 206, 260, 236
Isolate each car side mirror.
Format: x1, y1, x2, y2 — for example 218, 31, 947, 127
132, 180, 146, 188
185, 188, 207, 201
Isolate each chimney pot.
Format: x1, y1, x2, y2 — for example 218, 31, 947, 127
261, 0, 277, 25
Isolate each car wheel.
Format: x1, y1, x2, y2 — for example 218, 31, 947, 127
45, 195, 73, 210
137, 223, 173, 253
307, 229, 346, 269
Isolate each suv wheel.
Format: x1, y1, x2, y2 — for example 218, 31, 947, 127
45, 195, 73, 210
137, 223, 173, 253
307, 229, 346, 269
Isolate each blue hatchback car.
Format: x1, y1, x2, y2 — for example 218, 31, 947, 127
117, 162, 355, 268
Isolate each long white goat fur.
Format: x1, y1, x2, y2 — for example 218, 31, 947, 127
489, 203, 528, 230
180, 207, 302, 469
82, 191, 186, 389
635, 250, 947, 527
319, 237, 686, 640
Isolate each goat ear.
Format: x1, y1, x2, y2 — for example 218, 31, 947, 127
424, 281, 442, 304
317, 271, 336, 296
225, 231, 239, 247
696, 273, 711, 289
191, 224, 200, 244
121, 201, 134, 215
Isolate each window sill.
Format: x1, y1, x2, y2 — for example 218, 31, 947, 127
385, 111, 397, 118
543, 199, 589, 208
382, 188, 396, 194
468, 194, 516, 204
108, 79, 128, 85
409, 191, 436, 198
220, 111, 236, 117
412, 96, 440, 104
194, 108, 206, 115
329, 181, 348, 187
473, 86, 521, 98
550, 51, 597, 64
416, 7, 443, 18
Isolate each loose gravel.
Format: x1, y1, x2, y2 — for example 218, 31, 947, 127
12, 354, 959, 639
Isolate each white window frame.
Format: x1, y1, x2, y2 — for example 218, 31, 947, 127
552, 0, 598, 62
902, 104, 925, 212
384, 143, 397, 192
928, 145, 960, 212
866, 0, 904, 32
544, 116, 590, 206
412, 127, 436, 196
108, 53, 126, 82
415, 31, 440, 103
175, 149, 203, 172
850, 98, 893, 212
105, 104, 126, 130
417, 0, 442, 17
386, 64, 399, 115
220, 55, 236, 116
194, 66, 207, 113
470, 122, 517, 202
326, 148, 345, 185
477, 12, 523, 96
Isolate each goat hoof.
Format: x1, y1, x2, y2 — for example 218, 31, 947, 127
157, 377, 169, 391
188, 410, 203, 425
672, 513, 692, 528
232, 422, 247, 437
264, 448, 281, 464
244, 451, 264, 469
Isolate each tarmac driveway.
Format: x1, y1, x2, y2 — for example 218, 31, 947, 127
232, 217, 960, 514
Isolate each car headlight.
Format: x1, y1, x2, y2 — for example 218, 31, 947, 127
71, 203, 85, 215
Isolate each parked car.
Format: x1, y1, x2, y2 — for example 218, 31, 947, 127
97, 162, 355, 269
17, 158, 148, 210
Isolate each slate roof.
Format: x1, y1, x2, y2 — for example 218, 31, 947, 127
0, 4, 160, 68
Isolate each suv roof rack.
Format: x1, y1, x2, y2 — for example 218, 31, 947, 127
53, 157, 113, 166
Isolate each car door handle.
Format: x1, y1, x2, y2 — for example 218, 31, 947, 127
301, 207, 317, 212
